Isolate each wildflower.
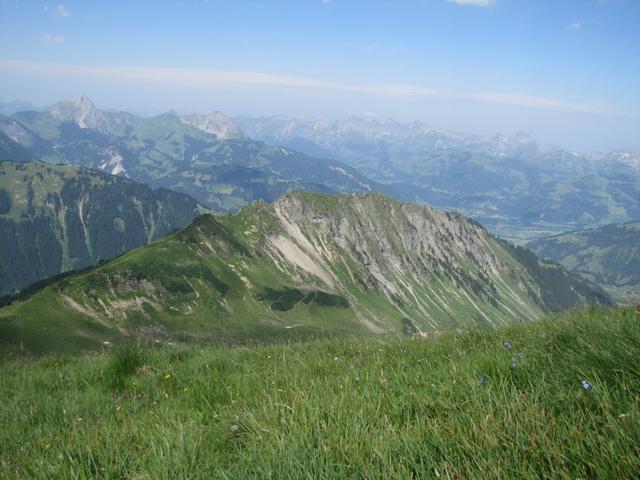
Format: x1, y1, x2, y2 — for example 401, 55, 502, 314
164, 373, 171, 380
43, 443, 51, 450
479, 376, 486, 386
503, 342, 513, 350
182, 386, 189, 393
229, 424, 239, 434
115, 404, 121, 412
581, 380, 592, 391
334, 357, 339, 361
511, 357, 517, 368
517, 352, 525, 358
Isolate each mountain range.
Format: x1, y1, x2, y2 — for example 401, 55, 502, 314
2, 97, 638, 245
0, 191, 607, 355
236, 115, 640, 242
0, 160, 204, 297
0, 97, 372, 213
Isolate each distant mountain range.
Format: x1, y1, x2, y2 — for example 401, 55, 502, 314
0, 97, 372, 213
2, 98, 638, 245
0, 191, 607, 355
236, 115, 640, 242
0, 160, 204, 297
528, 221, 640, 304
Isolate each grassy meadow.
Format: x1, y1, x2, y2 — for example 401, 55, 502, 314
1, 306, 639, 478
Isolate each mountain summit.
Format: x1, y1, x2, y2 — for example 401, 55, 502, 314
48, 95, 102, 129
179, 111, 246, 140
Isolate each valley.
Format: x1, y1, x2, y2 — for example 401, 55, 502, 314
529, 221, 640, 304
238, 115, 640, 243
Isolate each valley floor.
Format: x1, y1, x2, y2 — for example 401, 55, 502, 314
1, 306, 639, 479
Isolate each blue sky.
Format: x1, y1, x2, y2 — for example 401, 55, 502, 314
0, 0, 638, 151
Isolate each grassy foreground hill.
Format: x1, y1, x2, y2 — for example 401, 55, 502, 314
0, 306, 638, 478
0, 161, 205, 297
528, 221, 640, 304
0, 192, 606, 355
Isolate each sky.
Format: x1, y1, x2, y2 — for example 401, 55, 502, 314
0, 0, 638, 151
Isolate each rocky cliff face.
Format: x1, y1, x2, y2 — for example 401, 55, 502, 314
179, 112, 246, 140
261, 192, 545, 331
0, 191, 607, 354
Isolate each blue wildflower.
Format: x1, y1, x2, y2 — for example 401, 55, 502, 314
511, 357, 517, 368
581, 380, 592, 391
503, 342, 513, 350
479, 376, 486, 386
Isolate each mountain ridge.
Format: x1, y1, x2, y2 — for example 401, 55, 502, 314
0, 160, 206, 297
0, 190, 608, 355
528, 220, 640, 304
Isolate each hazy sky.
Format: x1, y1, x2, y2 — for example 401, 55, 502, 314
0, 0, 638, 151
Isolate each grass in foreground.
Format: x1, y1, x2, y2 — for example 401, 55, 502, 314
1, 306, 639, 478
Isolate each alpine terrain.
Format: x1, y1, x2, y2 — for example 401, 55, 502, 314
0, 97, 373, 212
236, 115, 640, 242
0, 160, 205, 297
0, 191, 607, 355
528, 221, 640, 304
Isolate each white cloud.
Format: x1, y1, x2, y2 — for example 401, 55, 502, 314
40, 34, 65, 44
567, 20, 584, 30
44, 4, 71, 18
447, 0, 496, 7
0, 58, 633, 117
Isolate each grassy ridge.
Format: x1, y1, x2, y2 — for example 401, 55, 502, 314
1, 306, 639, 478
528, 221, 640, 304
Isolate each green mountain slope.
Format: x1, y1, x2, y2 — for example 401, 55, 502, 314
0, 160, 205, 297
2, 97, 372, 212
528, 221, 640, 304
0, 192, 607, 355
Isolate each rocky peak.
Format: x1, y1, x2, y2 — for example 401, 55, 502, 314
48, 95, 102, 129
179, 111, 246, 140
